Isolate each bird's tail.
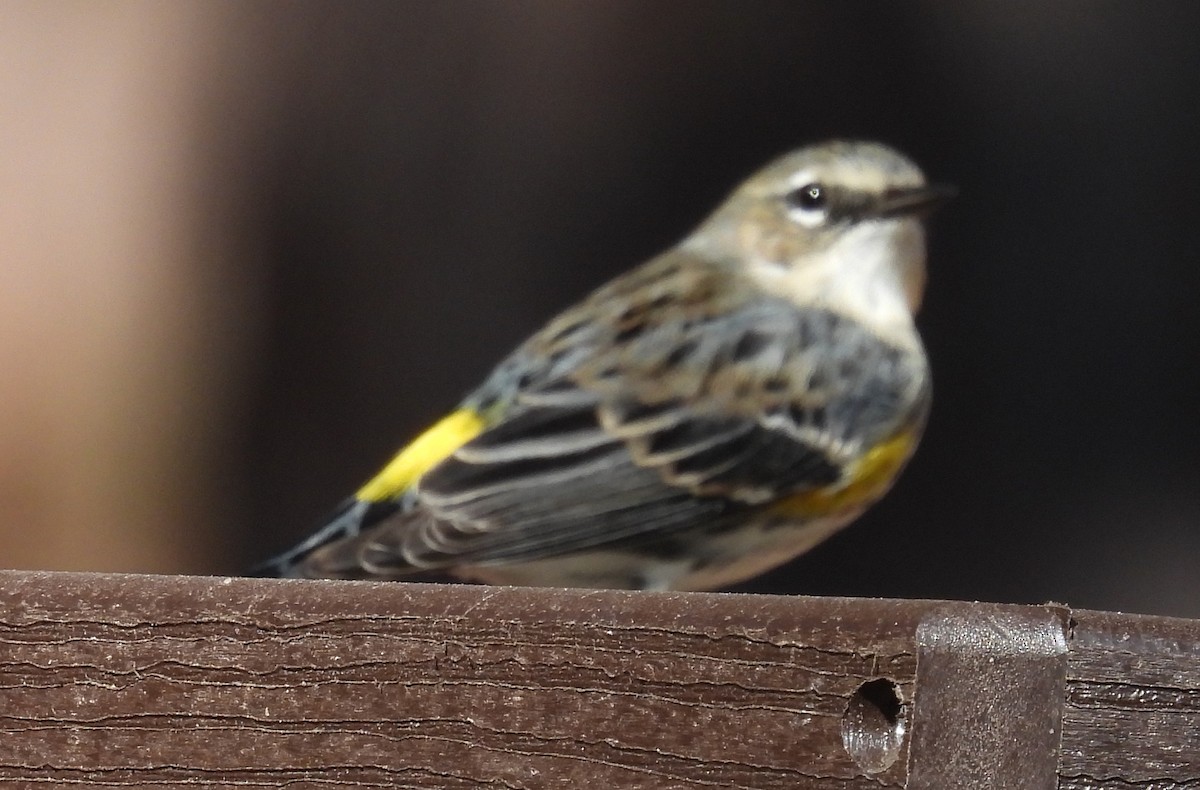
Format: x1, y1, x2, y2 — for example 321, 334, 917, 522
248, 498, 379, 578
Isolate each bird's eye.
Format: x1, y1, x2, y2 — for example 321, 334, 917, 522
784, 183, 830, 226
788, 183, 824, 209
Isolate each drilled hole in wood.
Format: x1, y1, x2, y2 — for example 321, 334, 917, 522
841, 677, 905, 773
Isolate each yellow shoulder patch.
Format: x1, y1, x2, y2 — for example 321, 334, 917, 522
773, 430, 918, 519
355, 409, 487, 503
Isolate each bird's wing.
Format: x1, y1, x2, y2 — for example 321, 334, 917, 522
308, 298, 924, 576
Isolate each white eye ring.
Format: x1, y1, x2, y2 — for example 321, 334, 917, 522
784, 182, 829, 228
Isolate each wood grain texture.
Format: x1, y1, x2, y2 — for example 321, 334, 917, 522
0, 571, 1195, 788
1060, 610, 1200, 789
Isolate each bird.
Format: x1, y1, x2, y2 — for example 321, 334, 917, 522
256, 140, 952, 591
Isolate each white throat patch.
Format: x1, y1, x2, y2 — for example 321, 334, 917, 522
749, 218, 925, 348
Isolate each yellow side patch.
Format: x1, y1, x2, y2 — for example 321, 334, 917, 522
355, 409, 486, 503
773, 430, 918, 519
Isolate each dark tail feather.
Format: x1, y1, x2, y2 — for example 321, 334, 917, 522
247, 498, 381, 578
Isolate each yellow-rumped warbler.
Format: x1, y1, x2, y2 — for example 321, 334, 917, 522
258, 140, 952, 590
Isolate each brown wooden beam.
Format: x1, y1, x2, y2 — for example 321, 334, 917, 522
0, 571, 1195, 787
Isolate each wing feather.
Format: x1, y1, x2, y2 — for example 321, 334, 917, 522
319, 295, 925, 576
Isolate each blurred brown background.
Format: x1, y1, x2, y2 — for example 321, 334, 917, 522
3, 2, 1199, 616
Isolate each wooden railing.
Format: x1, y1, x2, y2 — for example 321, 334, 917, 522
0, 570, 1196, 787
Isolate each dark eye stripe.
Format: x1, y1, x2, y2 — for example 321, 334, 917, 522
784, 184, 877, 224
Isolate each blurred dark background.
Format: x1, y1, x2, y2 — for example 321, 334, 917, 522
4, 2, 1200, 617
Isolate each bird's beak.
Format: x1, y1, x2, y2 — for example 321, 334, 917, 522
872, 183, 957, 219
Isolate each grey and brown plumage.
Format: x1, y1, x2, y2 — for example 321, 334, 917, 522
257, 140, 952, 590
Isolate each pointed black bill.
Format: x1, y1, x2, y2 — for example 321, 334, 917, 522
873, 183, 957, 219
